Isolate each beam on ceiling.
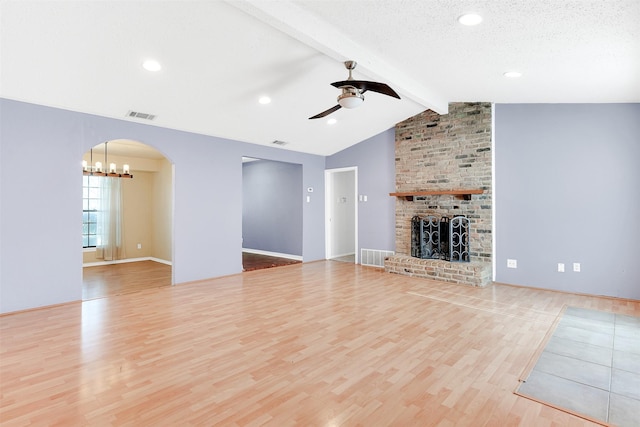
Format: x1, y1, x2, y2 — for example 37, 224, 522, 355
226, 0, 449, 114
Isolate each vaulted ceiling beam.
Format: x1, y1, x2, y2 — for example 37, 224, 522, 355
226, 0, 449, 114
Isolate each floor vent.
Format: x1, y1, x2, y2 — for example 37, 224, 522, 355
360, 249, 394, 268
127, 110, 156, 121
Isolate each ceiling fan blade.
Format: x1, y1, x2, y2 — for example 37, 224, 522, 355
331, 80, 400, 99
360, 81, 401, 99
309, 104, 341, 120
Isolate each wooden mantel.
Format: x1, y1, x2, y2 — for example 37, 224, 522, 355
389, 189, 484, 201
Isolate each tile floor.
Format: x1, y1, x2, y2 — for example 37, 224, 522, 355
518, 306, 640, 426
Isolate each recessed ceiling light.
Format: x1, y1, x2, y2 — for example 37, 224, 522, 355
503, 71, 523, 78
327, 118, 337, 125
258, 96, 271, 105
457, 13, 483, 26
142, 59, 161, 72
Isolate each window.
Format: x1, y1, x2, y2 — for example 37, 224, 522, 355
82, 175, 102, 248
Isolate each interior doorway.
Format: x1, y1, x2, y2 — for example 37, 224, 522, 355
81, 139, 174, 299
241, 157, 303, 271
325, 167, 358, 263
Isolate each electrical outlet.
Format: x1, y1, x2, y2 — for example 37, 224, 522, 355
507, 259, 517, 268
558, 263, 565, 273
137, 243, 142, 249
573, 263, 581, 272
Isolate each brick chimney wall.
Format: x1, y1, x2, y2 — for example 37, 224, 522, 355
394, 102, 493, 264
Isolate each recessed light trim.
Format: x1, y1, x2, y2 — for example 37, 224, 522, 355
458, 13, 483, 26
142, 59, 162, 72
503, 71, 523, 78
258, 96, 271, 105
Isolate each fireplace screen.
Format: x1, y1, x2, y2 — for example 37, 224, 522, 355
411, 215, 470, 262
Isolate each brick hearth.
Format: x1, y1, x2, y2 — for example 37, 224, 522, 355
385, 255, 492, 287
385, 102, 493, 287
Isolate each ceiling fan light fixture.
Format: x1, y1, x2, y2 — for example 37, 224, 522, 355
309, 61, 398, 119
337, 88, 364, 109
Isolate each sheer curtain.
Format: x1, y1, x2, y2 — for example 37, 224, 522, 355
96, 177, 125, 261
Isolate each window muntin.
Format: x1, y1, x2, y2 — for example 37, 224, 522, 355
82, 175, 102, 248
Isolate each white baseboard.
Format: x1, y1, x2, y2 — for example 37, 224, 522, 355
330, 251, 356, 259
242, 248, 303, 261
83, 257, 172, 268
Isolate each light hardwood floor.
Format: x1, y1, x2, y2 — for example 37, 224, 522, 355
2, 261, 639, 426
83, 254, 299, 300
83, 261, 172, 300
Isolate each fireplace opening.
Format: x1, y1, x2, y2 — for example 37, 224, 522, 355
411, 215, 470, 262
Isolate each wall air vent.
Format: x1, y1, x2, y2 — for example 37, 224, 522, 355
126, 110, 157, 121
271, 140, 288, 146
361, 249, 395, 268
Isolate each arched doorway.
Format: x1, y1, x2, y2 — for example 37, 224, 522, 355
81, 139, 174, 299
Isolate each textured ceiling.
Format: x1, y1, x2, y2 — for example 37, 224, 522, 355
1, 0, 638, 156
294, 0, 640, 103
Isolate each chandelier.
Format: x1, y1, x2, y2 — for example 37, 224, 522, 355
82, 142, 133, 178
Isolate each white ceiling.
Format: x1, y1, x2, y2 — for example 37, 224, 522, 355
1, 1, 638, 156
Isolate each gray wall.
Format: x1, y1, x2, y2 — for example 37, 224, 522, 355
495, 103, 640, 299
3, 99, 637, 313
242, 159, 303, 256
326, 128, 396, 253
0, 98, 325, 313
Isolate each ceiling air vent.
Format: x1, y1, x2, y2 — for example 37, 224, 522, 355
126, 110, 156, 121
271, 140, 288, 146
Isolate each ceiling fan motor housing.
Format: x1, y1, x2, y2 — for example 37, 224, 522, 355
337, 86, 364, 108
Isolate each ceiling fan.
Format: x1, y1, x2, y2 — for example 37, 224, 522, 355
309, 60, 401, 119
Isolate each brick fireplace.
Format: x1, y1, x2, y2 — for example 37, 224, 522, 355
384, 102, 493, 287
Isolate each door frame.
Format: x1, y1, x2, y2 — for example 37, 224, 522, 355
324, 167, 358, 263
